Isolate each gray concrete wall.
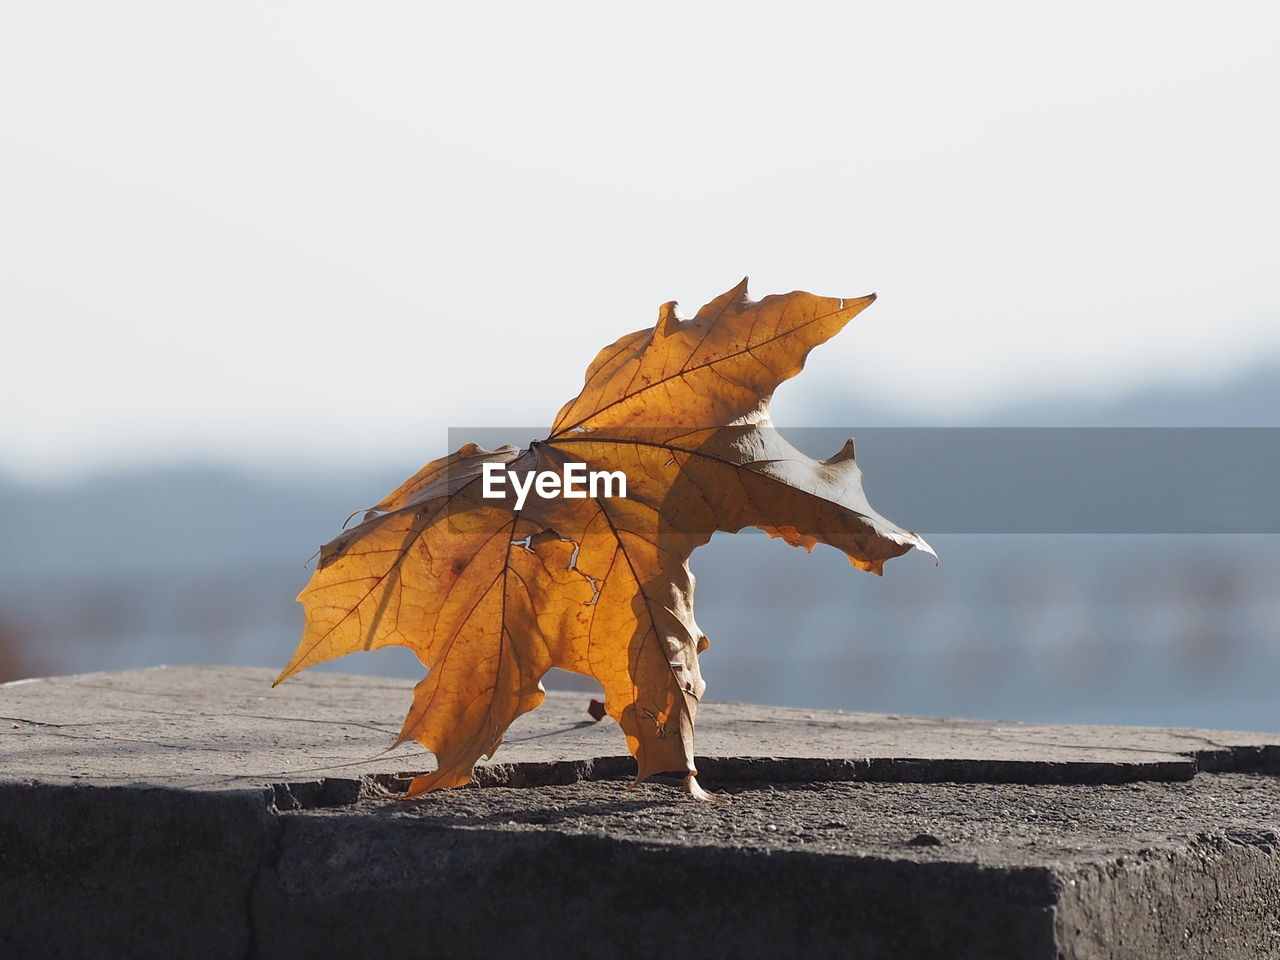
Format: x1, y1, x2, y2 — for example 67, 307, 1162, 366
3, 667, 1279, 959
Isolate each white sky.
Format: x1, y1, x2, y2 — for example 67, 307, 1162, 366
2, 1, 1278, 478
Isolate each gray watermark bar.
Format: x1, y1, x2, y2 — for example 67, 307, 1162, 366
447, 427, 1280, 534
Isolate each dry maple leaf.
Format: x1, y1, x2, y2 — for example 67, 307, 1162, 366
275, 279, 934, 797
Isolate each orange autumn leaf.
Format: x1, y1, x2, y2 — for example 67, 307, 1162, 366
275, 279, 934, 796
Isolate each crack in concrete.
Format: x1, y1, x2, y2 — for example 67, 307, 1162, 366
7, 729, 248, 753
1, 715, 64, 728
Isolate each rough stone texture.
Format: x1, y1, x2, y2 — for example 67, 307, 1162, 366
6, 665, 1279, 789
3, 666, 1280, 959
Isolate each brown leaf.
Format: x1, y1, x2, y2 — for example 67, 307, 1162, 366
275, 280, 934, 795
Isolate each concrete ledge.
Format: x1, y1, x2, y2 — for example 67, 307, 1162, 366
3, 666, 1280, 959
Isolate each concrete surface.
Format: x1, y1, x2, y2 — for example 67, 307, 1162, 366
3, 666, 1280, 959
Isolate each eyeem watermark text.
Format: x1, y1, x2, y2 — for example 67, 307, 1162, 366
482, 462, 627, 510
455, 426, 1280, 533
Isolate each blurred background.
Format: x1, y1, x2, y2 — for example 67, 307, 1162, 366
2, 2, 1277, 731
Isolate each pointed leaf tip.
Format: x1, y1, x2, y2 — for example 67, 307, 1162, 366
827, 438, 857, 463
657, 301, 682, 336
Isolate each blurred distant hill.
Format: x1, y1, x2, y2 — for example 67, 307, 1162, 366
2, 359, 1278, 732
979, 360, 1280, 427
823, 356, 1280, 427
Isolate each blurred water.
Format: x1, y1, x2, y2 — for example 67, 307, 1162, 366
689, 531, 1280, 731
1, 464, 1276, 732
